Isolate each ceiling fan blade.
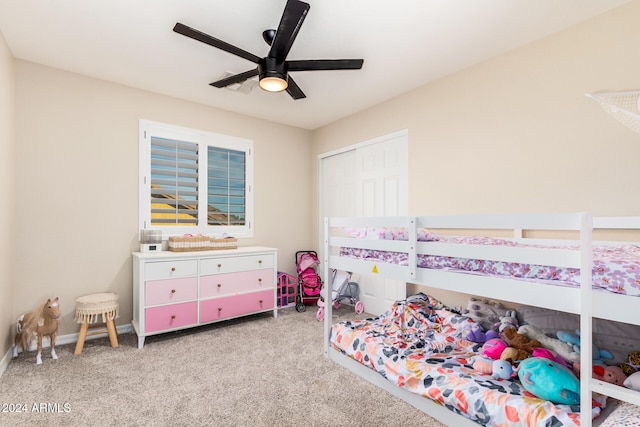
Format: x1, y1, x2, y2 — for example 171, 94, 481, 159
287, 59, 364, 71
173, 22, 262, 64
285, 76, 306, 100
210, 69, 259, 88
268, 0, 310, 61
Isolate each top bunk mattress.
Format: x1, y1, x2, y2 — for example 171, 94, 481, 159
338, 233, 640, 297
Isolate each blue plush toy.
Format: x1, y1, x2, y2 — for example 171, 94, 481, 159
517, 357, 580, 405
556, 329, 613, 365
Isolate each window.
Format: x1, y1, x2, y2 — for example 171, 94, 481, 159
139, 120, 253, 238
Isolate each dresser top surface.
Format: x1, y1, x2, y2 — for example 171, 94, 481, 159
133, 246, 277, 260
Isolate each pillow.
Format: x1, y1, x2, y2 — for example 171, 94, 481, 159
624, 371, 640, 391
344, 226, 439, 241
599, 401, 640, 427
518, 305, 640, 365
417, 227, 440, 242
463, 297, 508, 331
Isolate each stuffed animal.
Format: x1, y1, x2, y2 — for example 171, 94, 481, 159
481, 338, 508, 360
518, 324, 580, 363
497, 310, 519, 334
463, 322, 498, 343
500, 347, 529, 365
556, 329, 613, 365
624, 371, 640, 391
503, 328, 541, 359
516, 357, 580, 405
531, 347, 570, 368
620, 351, 640, 376
492, 359, 515, 380
573, 362, 627, 386
471, 356, 515, 380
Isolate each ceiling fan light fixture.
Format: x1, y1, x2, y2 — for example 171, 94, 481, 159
259, 75, 288, 92
258, 57, 288, 92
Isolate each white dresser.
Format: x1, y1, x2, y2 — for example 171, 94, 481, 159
132, 246, 277, 348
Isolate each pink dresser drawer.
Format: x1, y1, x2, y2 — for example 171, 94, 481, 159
199, 289, 274, 323
200, 269, 274, 298
145, 277, 198, 306
145, 302, 197, 333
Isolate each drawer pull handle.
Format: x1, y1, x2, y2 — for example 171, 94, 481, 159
259, 299, 263, 304
258, 260, 262, 264
218, 307, 222, 312
217, 263, 222, 268
171, 267, 176, 272
258, 278, 262, 283
217, 283, 222, 288
171, 289, 176, 294
171, 315, 176, 319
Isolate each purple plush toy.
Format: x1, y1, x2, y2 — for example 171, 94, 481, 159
464, 322, 498, 343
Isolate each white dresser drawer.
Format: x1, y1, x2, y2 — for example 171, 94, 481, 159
144, 259, 198, 281
200, 254, 274, 275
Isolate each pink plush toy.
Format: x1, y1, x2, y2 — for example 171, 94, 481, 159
531, 347, 570, 368
482, 338, 508, 360
573, 362, 628, 386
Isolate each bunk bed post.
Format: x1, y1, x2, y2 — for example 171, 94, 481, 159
579, 212, 594, 427
408, 217, 417, 281
323, 217, 331, 356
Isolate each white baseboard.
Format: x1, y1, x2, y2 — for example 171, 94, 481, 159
0, 347, 12, 377
1, 323, 133, 378
54, 323, 133, 347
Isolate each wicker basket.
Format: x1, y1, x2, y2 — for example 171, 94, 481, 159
168, 236, 238, 252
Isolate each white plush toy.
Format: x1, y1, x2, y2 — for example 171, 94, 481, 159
624, 371, 640, 391
517, 324, 580, 363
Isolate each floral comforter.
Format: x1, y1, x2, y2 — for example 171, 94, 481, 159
330, 294, 606, 426
340, 235, 640, 296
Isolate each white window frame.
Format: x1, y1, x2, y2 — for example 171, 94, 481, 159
139, 119, 254, 239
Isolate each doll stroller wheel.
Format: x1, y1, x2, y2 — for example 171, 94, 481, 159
295, 295, 306, 312
355, 301, 364, 314
332, 301, 341, 309
316, 307, 324, 322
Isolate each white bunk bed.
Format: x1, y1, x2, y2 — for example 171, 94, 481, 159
322, 212, 640, 427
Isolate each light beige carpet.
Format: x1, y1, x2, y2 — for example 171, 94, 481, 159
1, 305, 446, 427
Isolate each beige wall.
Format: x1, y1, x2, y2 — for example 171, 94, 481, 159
311, 2, 640, 306
0, 31, 15, 358
12, 61, 312, 338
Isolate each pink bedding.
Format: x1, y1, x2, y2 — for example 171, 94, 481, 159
339, 234, 640, 296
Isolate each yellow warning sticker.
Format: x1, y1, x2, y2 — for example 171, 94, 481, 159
372, 265, 379, 274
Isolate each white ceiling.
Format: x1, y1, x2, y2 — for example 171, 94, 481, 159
0, 0, 633, 130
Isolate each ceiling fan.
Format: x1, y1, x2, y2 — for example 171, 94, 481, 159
173, 0, 364, 100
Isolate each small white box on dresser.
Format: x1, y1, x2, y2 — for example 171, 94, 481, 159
132, 246, 277, 349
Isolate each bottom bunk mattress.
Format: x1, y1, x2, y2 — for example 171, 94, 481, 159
330, 293, 606, 427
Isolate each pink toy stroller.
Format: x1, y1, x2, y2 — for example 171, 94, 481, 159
294, 251, 322, 312
316, 269, 364, 321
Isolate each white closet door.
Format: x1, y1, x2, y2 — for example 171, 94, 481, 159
322, 150, 357, 219
355, 135, 408, 315
320, 131, 408, 316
